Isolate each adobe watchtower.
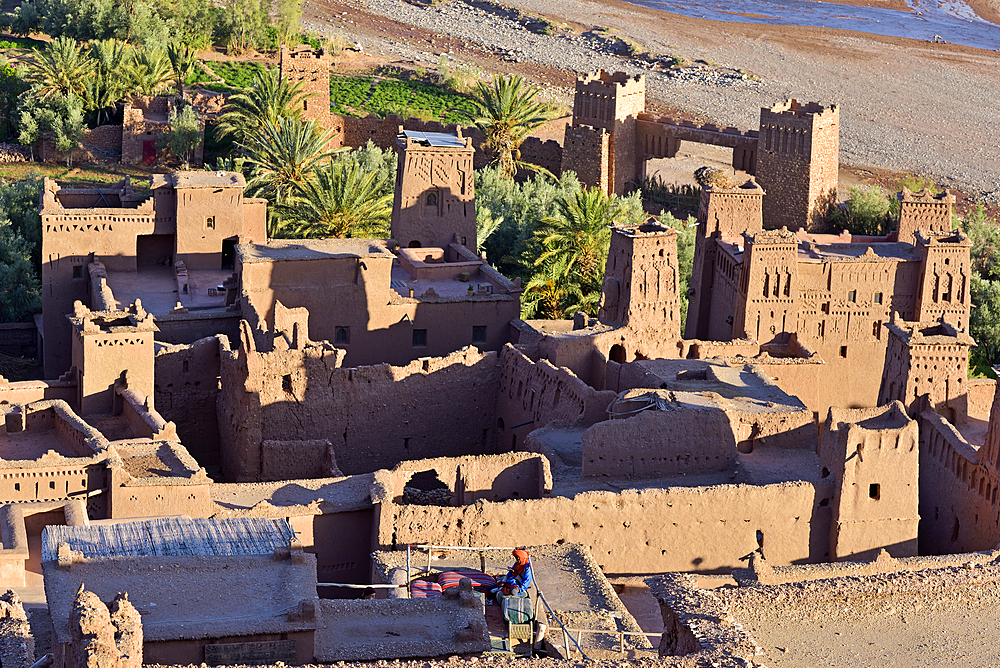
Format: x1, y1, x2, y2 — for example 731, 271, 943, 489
897, 188, 955, 246
392, 129, 476, 252
598, 220, 680, 340
68, 300, 156, 416
914, 229, 971, 330
734, 227, 799, 344
685, 180, 765, 340
279, 45, 331, 126
562, 71, 645, 196
756, 100, 839, 232
879, 315, 974, 423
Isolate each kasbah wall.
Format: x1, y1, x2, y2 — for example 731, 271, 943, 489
218, 307, 504, 482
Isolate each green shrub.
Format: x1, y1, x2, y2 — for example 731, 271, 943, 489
831, 186, 895, 236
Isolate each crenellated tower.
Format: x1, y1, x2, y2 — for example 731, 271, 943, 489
896, 188, 955, 246
598, 220, 681, 341
756, 100, 839, 232
734, 227, 799, 344
878, 314, 973, 423
561, 70, 645, 195
391, 128, 476, 252
914, 229, 971, 330
279, 45, 331, 126
685, 180, 765, 340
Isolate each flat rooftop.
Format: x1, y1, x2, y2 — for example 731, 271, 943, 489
211, 475, 375, 516
629, 359, 806, 410
104, 268, 230, 314
151, 171, 246, 189
390, 263, 500, 299
113, 440, 204, 479
237, 239, 395, 263
402, 130, 466, 147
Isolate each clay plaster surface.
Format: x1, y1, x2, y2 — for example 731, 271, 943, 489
43, 554, 318, 643
211, 476, 375, 516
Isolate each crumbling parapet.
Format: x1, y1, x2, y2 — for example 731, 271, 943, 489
67, 588, 142, 668
0, 591, 34, 668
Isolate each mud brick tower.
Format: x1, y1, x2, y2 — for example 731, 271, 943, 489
879, 315, 974, 423
733, 227, 800, 345
755, 100, 839, 232
561, 71, 645, 195
598, 220, 681, 340
896, 187, 956, 246
279, 46, 331, 126
685, 180, 765, 341
392, 129, 476, 251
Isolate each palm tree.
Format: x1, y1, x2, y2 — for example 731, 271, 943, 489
83, 39, 133, 125
521, 256, 583, 320
274, 158, 392, 239
466, 74, 555, 179
238, 117, 336, 236
215, 67, 307, 141
534, 187, 628, 289
25, 37, 94, 98
125, 47, 174, 97
167, 42, 198, 99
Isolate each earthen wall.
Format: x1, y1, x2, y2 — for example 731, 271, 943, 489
375, 479, 832, 573
219, 323, 504, 481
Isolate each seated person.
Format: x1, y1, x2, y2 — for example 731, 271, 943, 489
492, 549, 534, 598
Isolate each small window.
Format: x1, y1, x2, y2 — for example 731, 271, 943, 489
72, 265, 83, 279
182, 361, 189, 372
426, 192, 437, 207
14, 483, 19, 492
472, 325, 487, 343
205, 216, 216, 230
840, 346, 848, 358
282, 374, 292, 393
873, 292, 883, 304
869, 483, 880, 500
49, 481, 55, 489
303, 99, 308, 111
847, 290, 856, 302
334, 326, 350, 345
412, 329, 427, 348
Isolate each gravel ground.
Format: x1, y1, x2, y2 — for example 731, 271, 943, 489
305, 0, 1000, 197
716, 561, 1000, 667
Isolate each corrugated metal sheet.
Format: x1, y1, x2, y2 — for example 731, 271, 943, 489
41, 517, 295, 562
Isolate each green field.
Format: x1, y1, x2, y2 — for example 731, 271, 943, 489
330, 70, 477, 123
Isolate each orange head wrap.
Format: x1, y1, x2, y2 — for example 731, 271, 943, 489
512, 549, 530, 570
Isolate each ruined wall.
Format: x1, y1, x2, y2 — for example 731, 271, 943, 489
219, 324, 504, 481
66, 589, 141, 668
517, 138, 563, 176
374, 452, 551, 505
154, 337, 222, 467
917, 409, 1000, 554
0, 592, 33, 668
497, 345, 616, 451
581, 407, 738, 478
376, 479, 832, 573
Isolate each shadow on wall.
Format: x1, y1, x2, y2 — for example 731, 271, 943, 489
259, 353, 505, 477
